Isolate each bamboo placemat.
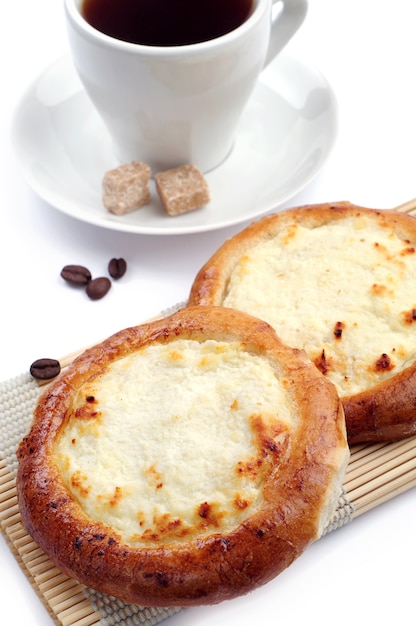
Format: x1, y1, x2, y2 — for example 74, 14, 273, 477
3, 198, 416, 625
1, 370, 415, 626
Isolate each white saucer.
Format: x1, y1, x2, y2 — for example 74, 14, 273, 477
12, 51, 337, 235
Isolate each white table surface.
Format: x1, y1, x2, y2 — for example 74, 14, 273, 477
1, 1, 415, 624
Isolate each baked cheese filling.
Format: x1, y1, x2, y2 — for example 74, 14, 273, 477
55, 339, 292, 545
223, 215, 416, 396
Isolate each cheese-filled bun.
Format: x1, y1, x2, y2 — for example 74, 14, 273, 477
17, 306, 348, 607
189, 202, 416, 444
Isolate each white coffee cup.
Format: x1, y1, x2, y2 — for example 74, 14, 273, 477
64, 0, 308, 173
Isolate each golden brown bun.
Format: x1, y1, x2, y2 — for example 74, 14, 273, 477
17, 306, 348, 607
188, 202, 416, 445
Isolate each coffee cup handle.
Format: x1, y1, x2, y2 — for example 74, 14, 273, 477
264, 0, 308, 66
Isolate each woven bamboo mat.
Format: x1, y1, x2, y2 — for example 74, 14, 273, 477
1, 305, 416, 624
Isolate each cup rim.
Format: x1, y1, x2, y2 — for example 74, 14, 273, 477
64, 0, 269, 56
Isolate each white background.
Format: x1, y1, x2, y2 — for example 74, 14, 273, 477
0, 1, 415, 624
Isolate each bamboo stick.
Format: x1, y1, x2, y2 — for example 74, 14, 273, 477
351, 469, 416, 517
346, 436, 416, 515
344, 438, 416, 487
394, 197, 416, 215
347, 440, 407, 471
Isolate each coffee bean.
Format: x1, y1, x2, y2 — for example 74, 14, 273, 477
108, 257, 127, 279
30, 358, 61, 380
86, 277, 111, 300
61, 265, 92, 286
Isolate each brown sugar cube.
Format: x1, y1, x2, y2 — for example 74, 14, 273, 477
102, 161, 151, 215
155, 165, 210, 216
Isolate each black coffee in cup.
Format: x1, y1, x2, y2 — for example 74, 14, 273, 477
81, 0, 254, 47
